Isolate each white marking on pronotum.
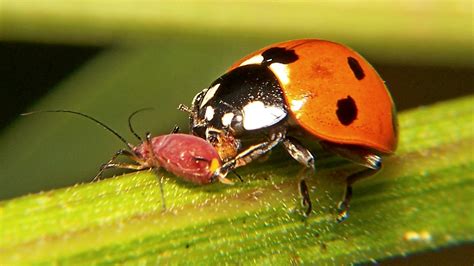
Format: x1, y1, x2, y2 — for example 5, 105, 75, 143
239, 55, 264, 66
205, 106, 214, 121
242, 101, 287, 130
290, 98, 306, 112
200, 83, 220, 109
221, 112, 235, 127
269, 63, 290, 85
192, 88, 206, 108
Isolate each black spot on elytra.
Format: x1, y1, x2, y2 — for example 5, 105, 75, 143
336, 96, 357, 126
261, 47, 298, 65
347, 57, 365, 80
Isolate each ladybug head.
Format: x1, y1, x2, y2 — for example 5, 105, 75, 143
180, 63, 290, 161
178, 98, 241, 162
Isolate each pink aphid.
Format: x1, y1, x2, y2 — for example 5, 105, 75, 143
132, 133, 224, 184
22, 110, 233, 185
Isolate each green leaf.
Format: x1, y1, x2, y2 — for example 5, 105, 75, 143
1, 95, 472, 264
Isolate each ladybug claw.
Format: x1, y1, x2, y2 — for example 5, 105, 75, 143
302, 201, 312, 217
336, 201, 349, 223
336, 211, 349, 223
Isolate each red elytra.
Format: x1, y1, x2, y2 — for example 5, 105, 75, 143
229, 39, 398, 154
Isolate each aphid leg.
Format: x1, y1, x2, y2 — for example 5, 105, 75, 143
170, 125, 180, 134
144, 131, 156, 161
94, 149, 144, 181
145, 133, 167, 211
145, 132, 152, 143
283, 137, 315, 216
152, 168, 167, 211
320, 141, 382, 222
99, 162, 147, 171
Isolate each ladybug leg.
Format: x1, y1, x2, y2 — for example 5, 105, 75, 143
93, 149, 145, 181
336, 168, 379, 222
283, 137, 315, 216
218, 131, 286, 177
320, 141, 382, 222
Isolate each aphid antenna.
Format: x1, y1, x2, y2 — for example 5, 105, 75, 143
127, 107, 154, 142
21, 110, 135, 150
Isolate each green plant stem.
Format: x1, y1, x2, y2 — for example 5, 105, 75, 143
0, 95, 473, 264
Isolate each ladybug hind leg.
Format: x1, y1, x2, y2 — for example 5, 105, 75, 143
320, 141, 382, 222
282, 136, 316, 216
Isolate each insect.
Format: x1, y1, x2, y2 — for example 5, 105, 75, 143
179, 39, 398, 221
22, 110, 233, 207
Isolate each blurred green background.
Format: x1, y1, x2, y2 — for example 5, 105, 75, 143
0, 0, 472, 263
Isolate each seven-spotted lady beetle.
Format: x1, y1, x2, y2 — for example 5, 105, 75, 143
180, 39, 398, 221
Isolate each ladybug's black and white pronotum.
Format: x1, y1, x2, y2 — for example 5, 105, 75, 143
180, 39, 398, 221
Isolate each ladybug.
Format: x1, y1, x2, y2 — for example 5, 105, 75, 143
179, 39, 398, 221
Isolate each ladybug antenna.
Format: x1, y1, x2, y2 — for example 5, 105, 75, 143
128, 107, 154, 142
21, 110, 134, 150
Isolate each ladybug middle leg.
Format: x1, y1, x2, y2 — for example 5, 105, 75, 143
320, 141, 382, 222
218, 132, 316, 216
282, 136, 316, 216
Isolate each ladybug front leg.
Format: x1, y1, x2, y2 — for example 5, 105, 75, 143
320, 141, 382, 222
217, 131, 286, 179
282, 136, 316, 216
